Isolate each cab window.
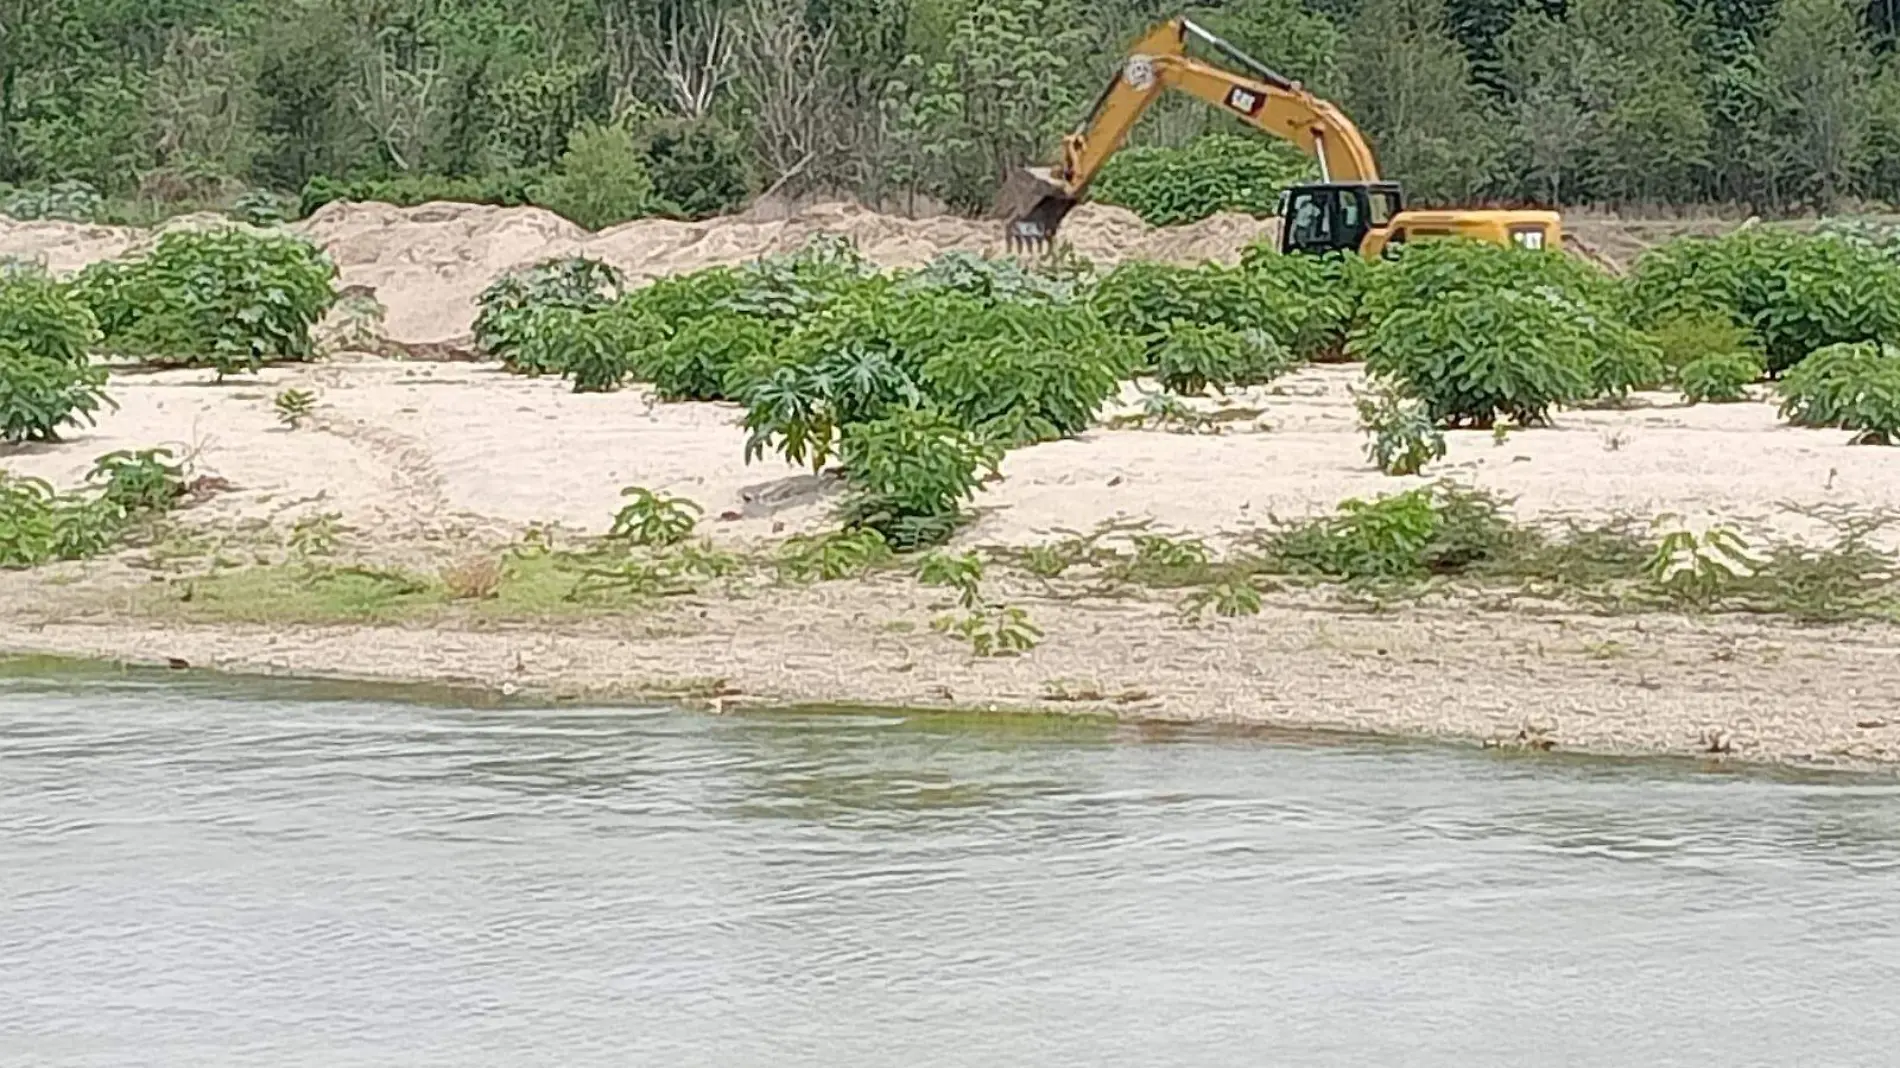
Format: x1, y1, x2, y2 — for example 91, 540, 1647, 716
1368, 191, 1397, 225
1285, 189, 1337, 250
1510, 226, 1547, 250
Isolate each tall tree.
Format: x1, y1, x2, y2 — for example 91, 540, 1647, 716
1761, 0, 1872, 207
1341, 0, 1501, 201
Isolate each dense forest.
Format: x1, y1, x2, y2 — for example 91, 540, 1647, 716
3, 0, 1899, 225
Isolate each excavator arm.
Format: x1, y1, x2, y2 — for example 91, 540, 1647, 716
998, 18, 1382, 246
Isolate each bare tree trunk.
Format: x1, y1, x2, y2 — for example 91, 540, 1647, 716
735, 0, 839, 191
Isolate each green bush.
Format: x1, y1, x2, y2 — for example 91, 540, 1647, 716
0, 449, 184, 569
1355, 289, 1598, 427
0, 180, 104, 222
900, 250, 1082, 306
296, 171, 544, 218
1090, 133, 1315, 226
71, 228, 336, 377
719, 236, 881, 323
535, 122, 659, 231
0, 269, 110, 443
640, 313, 777, 401
1151, 324, 1295, 396
1777, 342, 1900, 443
1261, 484, 1518, 581
1625, 229, 1900, 374
560, 303, 664, 393
1238, 245, 1367, 361
837, 407, 1001, 550
474, 256, 623, 371
643, 116, 751, 219
1352, 240, 1651, 425
1648, 312, 1759, 375
1678, 351, 1763, 404
916, 300, 1139, 445
1091, 261, 1298, 351
1355, 382, 1445, 476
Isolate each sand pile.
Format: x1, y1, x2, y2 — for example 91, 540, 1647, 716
2, 199, 1281, 348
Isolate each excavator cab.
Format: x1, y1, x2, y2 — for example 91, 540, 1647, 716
1277, 182, 1403, 256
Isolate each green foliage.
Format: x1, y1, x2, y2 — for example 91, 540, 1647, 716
914, 299, 1139, 444
939, 605, 1042, 657
776, 528, 893, 582
1151, 324, 1294, 396
1356, 288, 1598, 427
642, 314, 778, 402
273, 388, 317, 428
609, 487, 703, 547
0, 449, 184, 569
1261, 484, 1519, 582
559, 303, 663, 393
1777, 342, 1900, 444
1643, 517, 1768, 609
642, 117, 751, 219
1237, 246, 1368, 361
1090, 133, 1317, 226
0, 269, 110, 442
296, 172, 544, 218
1, 180, 105, 222
836, 407, 1000, 550
535, 122, 658, 231
1648, 312, 1759, 374
1091, 261, 1298, 352
916, 550, 984, 608
1180, 580, 1265, 619
1355, 383, 1446, 476
1625, 230, 1900, 374
473, 257, 623, 372
71, 228, 336, 377
900, 250, 1082, 306
1678, 352, 1763, 404
228, 190, 289, 226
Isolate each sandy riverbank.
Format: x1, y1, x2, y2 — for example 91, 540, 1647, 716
3, 356, 1898, 770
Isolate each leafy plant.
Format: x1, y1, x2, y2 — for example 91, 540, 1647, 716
473, 256, 623, 370
901, 250, 1080, 305
776, 528, 892, 582
1180, 580, 1265, 619
1776, 341, 1900, 444
1625, 229, 1900, 374
1260, 484, 1519, 582
0, 180, 103, 222
1238, 246, 1368, 362
917, 549, 984, 607
229, 189, 288, 226
534, 121, 660, 230
0, 268, 110, 442
609, 487, 702, 547
1643, 515, 1767, 608
836, 407, 1000, 550
1678, 351, 1763, 404
273, 388, 317, 428
1648, 312, 1758, 376
915, 300, 1139, 444
1355, 382, 1446, 476
1091, 133, 1316, 226
0, 449, 185, 569
639, 313, 776, 401
1151, 324, 1295, 396
71, 228, 337, 377
1091, 261, 1298, 354
940, 605, 1042, 657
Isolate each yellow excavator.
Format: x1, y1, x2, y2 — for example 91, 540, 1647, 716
998, 17, 1561, 258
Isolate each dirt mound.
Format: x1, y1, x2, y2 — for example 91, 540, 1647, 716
0, 217, 144, 274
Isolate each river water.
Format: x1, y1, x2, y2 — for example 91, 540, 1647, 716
4, 672, 1899, 1067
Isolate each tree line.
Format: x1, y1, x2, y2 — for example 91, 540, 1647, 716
2, 0, 1896, 223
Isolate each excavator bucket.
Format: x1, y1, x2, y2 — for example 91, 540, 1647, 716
995, 166, 1079, 252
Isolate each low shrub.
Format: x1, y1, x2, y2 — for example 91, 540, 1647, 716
560, 303, 664, 393
1090, 133, 1314, 226
836, 407, 1001, 550
0, 449, 184, 568
1091, 261, 1298, 353
71, 228, 336, 377
1625, 229, 1900, 374
1353, 288, 1598, 427
0, 269, 110, 442
1355, 382, 1445, 476
1648, 312, 1758, 376
641, 313, 777, 401
915, 299, 1140, 444
1357, 238, 1622, 334
643, 115, 751, 219
1238, 246, 1367, 361
1151, 324, 1294, 396
0, 180, 103, 222
1260, 483, 1519, 581
474, 256, 623, 372
1677, 351, 1762, 404
535, 122, 660, 231
1776, 341, 1900, 443
899, 250, 1082, 306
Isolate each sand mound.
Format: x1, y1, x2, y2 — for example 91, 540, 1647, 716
2, 198, 1286, 349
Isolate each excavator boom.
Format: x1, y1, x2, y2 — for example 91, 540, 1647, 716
999, 17, 1380, 248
